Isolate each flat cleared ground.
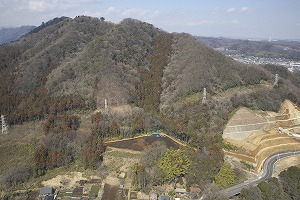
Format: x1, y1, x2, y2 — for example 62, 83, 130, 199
105, 134, 181, 151
42, 172, 87, 189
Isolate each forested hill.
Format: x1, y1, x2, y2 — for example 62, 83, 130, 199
1, 15, 300, 135
2, 16, 300, 196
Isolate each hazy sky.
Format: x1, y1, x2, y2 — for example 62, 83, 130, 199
0, 0, 299, 39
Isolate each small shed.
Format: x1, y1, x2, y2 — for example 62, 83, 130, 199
119, 179, 125, 188
175, 188, 186, 194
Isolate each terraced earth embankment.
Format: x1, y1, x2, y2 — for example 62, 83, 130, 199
223, 100, 300, 172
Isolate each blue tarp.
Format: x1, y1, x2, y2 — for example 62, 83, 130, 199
152, 132, 160, 135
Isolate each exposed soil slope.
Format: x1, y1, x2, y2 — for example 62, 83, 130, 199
223, 100, 300, 172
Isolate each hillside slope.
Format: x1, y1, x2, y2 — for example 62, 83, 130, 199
0, 16, 300, 131
1, 16, 300, 196
160, 34, 269, 114
223, 100, 300, 172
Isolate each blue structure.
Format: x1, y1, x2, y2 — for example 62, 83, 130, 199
152, 132, 161, 136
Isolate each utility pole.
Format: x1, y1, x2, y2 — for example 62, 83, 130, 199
1, 115, 8, 134
274, 74, 279, 87
202, 88, 207, 104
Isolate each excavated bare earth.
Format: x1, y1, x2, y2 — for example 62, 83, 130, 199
223, 100, 300, 172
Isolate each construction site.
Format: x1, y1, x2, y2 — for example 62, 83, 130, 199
223, 99, 300, 172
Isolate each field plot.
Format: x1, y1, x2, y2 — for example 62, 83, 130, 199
101, 184, 128, 200
105, 135, 181, 151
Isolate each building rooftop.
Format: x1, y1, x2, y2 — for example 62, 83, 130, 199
159, 195, 170, 200
39, 187, 54, 196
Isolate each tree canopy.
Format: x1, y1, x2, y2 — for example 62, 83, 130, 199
215, 162, 236, 189
158, 149, 191, 181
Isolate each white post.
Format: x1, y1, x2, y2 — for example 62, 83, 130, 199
202, 88, 207, 104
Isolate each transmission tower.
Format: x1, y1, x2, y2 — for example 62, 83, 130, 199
1, 115, 8, 134
274, 74, 279, 87
104, 99, 108, 111
202, 88, 207, 104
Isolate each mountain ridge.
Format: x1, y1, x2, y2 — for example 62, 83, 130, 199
0, 16, 300, 126
0, 25, 36, 45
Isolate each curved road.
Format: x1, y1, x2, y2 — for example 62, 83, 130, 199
221, 150, 300, 197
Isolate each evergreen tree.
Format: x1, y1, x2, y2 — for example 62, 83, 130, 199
215, 162, 236, 189
158, 149, 191, 182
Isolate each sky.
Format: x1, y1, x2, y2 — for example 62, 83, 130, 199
0, 0, 300, 39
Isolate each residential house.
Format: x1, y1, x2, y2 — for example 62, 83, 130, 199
39, 187, 54, 200
158, 195, 170, 200
190, 187, 201, 194
175, 188, 186, 194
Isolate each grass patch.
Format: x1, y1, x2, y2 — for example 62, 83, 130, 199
89, 185, 100, 197
240, 160, 255, 171
182, 92, 202, 105
171, 92, 202, 109
103, 148, 139, 173
222, 141, 239, 151
0, 142, 35, 174
233, 168, 248, 185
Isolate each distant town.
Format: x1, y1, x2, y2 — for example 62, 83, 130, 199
225, 53, 300, 72
196, 36, 300, 72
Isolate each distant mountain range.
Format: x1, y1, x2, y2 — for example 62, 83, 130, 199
0, 25, 36, 45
